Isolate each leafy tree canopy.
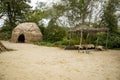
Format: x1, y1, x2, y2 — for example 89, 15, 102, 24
101, 0, 120, 32
0, 0, 31, 28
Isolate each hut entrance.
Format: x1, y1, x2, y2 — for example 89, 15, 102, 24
18, 34, 25, 43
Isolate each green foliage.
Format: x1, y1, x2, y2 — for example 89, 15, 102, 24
96, 32, 120, 49
44, 25, 66, 42
36, 0, 93, 27
1, 26, 11, 32
0, 30, 11, 40
54, 40, 69, 46
61, 0, 93, 25
101, 0, 119, 32
44, 4, 66, 27
24, 10, 45, 24
0, 24, 12, 40
34, 38, 79, 48
38, 25, 46, 36
0, 0, 31, 28
35, 42, 56, 47
54, 38, 79, 46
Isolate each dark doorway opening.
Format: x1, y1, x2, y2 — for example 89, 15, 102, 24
18, 34, 25, 43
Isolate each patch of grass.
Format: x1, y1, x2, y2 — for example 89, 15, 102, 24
34, 41, 67, 48
112, 48, 120, 50
35, 42, 56, 47
34, 38, 80, 48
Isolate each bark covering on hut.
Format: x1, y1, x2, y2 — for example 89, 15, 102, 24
11, 22, 43, 43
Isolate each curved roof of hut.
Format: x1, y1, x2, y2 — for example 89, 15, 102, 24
13, 22, 40, 32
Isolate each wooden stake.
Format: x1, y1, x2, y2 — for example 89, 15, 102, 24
78, 30, 83, 53
106, 31, 109, 49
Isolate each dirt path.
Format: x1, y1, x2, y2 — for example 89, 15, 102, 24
0, 41, 120, 80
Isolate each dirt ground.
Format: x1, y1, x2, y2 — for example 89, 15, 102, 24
0, 41, 120, 80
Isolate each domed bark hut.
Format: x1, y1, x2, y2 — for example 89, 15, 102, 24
11, 22, 42, 43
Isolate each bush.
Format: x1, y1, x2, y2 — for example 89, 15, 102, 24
0, 24, 13, 40
35, 42, 56, 47
44, 25, 66, 42
97, 32, 120, 49
38, 25, 46, 36
0, 31, 11, 40
34, 38, 80, 48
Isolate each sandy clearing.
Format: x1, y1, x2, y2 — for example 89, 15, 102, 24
0, 41, 120, 80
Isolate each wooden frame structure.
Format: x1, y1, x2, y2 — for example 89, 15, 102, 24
68, 27, 109, 51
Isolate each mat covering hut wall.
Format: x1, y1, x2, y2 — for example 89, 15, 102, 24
11, 22, 42, 43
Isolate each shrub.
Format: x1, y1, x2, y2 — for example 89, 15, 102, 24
0, 24, 13, 40
97, 32, 120, 49
35, 42, 55, 47
44, 25, 66, 42
0, 31, 11, 40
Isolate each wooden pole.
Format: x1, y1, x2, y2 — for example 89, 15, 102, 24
80, 30, 83, 46
78, 30, 83, 52
96, 36, 99, 46
68, 32, 71, 46
105, 31, 109, 49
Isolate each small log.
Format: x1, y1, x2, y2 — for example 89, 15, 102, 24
65, 45, 79, 50
0, 41, 7, 53
82, 44, 95, 49
95, 46, 104, 51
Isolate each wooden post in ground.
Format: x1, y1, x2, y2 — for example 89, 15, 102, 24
78, 30, 83, 53
105, 31, 109, 49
